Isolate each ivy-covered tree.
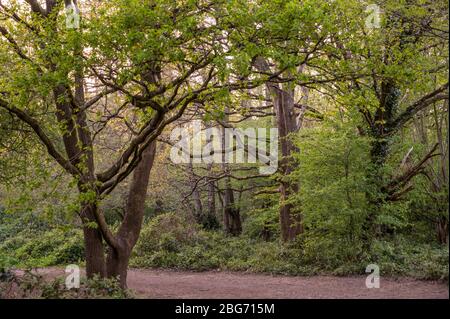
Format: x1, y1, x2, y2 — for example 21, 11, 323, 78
322, 0, 448, 248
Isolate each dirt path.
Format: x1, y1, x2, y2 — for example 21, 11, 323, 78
28, 268, 448, 299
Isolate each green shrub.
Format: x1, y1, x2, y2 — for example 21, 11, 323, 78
242, 206, 279, 240
0, 270, 132, 299
131, 216, 449, 281
371, 238, 449, 280
4, 228, 84, 267
133, 225, 306, 275
41, 275, 133, 299
134, 212, 200, 255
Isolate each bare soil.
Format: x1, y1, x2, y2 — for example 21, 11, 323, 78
19, 267, 449, 299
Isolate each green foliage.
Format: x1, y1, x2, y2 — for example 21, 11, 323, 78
0, 0, 448, 297
13, 229, 84, 267
40, 275, 132, 299
133, 228, 282, 272
0, 215, 84, 268
135, 212, 200, 255
131, 214, 448, 281
242, 203, 279, 240
290, 121, 371, 251
371, 238, 449, 281
0, 270, 132, 299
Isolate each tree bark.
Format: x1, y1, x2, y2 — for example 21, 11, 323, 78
254, 57, 303, 241
223, 178, 242, 236
187, 162, 203, 222
80, 204, 106, 277
205, 163, 219, 229
106, 141, 157, 287
220, 121, 242, 236
436, 217, 449, 245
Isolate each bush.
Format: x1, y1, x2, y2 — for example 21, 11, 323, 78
0, 209, 84, 268
243, 206, 279, 241
0, 211, 49, 243
133, 225, 312, 275
134, 212, 200, 255
1, 228, 84, 268
131, 214, 449, 281
371, 239, 449, 281
0, 270, 132, 299
40, 275, 133, 299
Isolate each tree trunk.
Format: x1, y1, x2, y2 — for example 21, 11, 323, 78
274, 86, 303, 241
360, 127, 390, 250
207, 175, 216, 217
276, 85, 302, 241
359, 78, 400, 250
254, 57, 303, 241
106, 141, 157, 288
80, 204, 106, 277
220, 121, 241, 236
205, 163, 219, 229
105, 62, 159, 288
187, 162, 203, 222
106, 244, 130, 288
279, 182, 302, 241
223, 182, 242, 236
436, 217, 449, 245
55, 79, 107, 277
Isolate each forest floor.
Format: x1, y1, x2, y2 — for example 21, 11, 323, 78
18, 267, 449, 299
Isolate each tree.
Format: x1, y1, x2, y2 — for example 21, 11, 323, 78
247, 0, 358, 241
326, 0, 448, 247
0, 0, 266, 287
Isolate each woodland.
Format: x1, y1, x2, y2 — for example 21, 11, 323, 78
0, 0, 448, 297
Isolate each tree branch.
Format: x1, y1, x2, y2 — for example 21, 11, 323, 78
386, 143, 440, 200
25, 0, 46, 16
0, 98, 80, 176
390, 83, 449, 133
